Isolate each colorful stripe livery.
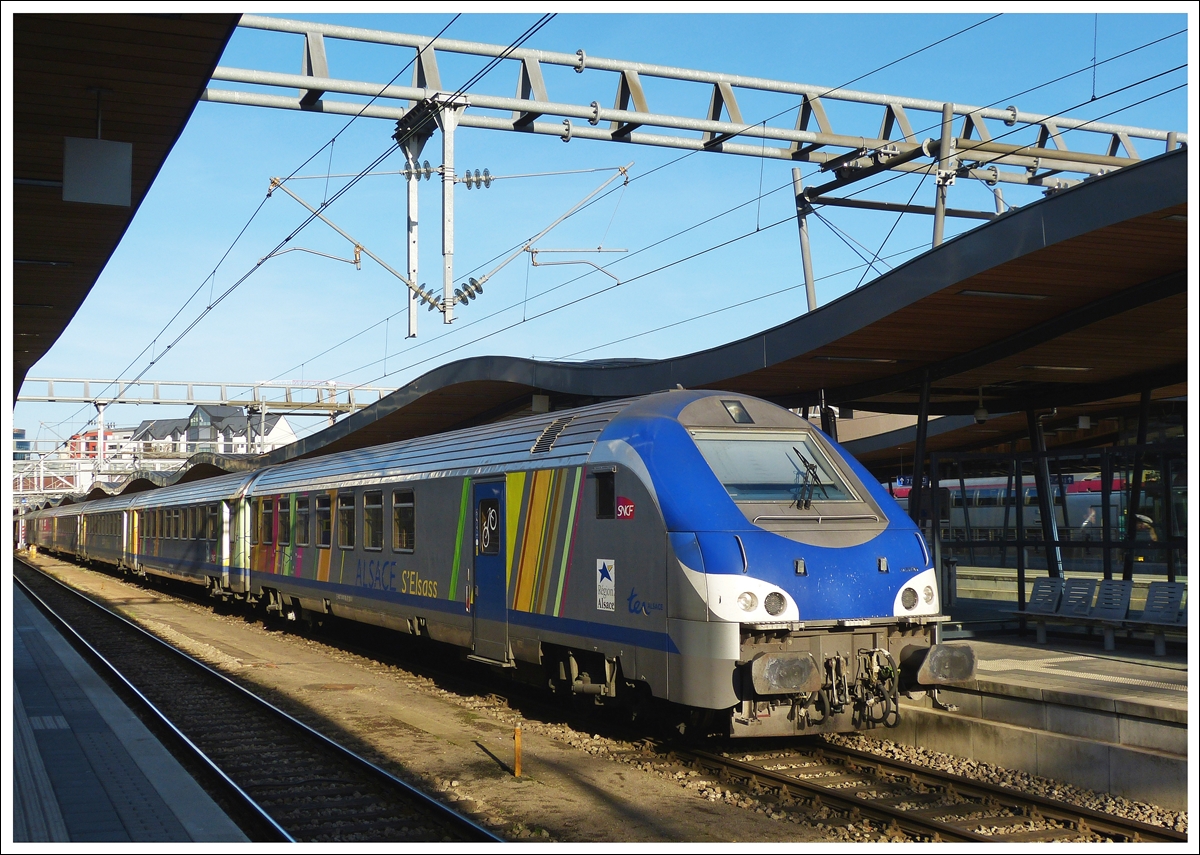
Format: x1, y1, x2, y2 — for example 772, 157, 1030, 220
509, 467, 584, 616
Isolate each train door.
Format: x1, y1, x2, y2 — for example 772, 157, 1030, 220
231, 499, 251, 593
125, 510, 134, 570
471, 480, 509, 664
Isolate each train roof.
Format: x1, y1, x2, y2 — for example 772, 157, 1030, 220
22, 390, 800, 512
245, 396, 638, 496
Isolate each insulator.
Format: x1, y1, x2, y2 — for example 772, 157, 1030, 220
454, 288, 465, 302
423, 160, 431, 179
482, 168, 491, 188
469, 277, 483, 295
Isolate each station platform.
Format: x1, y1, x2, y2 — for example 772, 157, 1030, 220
12, 582, 247, 842
876, 610, 1190, 810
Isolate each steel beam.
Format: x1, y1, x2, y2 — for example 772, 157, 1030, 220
791, 168, 817, 313
806, 195, 996, 221
202, 89, 1089, 191
233, 16, 1182, 145
1027, 409, 1063, 577
17, 378, 395, 413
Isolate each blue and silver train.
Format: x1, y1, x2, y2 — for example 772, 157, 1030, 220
24, 390, 973, 736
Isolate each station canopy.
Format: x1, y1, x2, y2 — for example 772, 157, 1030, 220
263, 149, 1185, 469
12, 13, 240, 398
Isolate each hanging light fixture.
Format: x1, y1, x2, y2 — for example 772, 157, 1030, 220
974, 387, 988, 425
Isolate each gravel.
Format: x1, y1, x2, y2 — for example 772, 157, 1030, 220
824, 732, 1188, 833
29, 555, 1184, 842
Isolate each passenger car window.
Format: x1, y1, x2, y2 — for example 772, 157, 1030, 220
262, 499, 273, 545
296, 497, 310, 546
393, 490, 414, 552
337, 494, 355, 549
364, 491, 383, 550
596, 472, 615, 519
278, 498, 291, 546
316, 496, 331, 547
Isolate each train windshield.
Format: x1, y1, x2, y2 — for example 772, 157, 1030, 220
691, 430, 859, 503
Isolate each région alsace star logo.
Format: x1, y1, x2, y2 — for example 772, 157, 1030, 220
596, 559, 615, 611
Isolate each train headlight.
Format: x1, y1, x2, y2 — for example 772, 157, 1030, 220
764, 592, 786, 616
738, 591, 758, 612
924, 586, 935, 604
901, 587, 919, 610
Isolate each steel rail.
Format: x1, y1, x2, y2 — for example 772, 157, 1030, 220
679, 746, 990, 842
822, 741, 1187, 844
14, 558, 502, 844
679, 742, 1184, 844
14, 562, 292, 843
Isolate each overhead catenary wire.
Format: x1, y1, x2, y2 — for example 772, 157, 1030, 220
243, 63, 1190, 423
292, 72, 1190, 405
273, 16, 1183, 396
32, 14, 467, 446
33, 13, 550, 449
35, 22, 1185, 448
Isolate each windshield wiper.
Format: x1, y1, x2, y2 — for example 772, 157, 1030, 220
794, 446, 819, 509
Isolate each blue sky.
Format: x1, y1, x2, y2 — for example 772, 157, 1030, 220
11, 8, 1192, 447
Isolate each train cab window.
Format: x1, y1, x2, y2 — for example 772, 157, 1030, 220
316, 496, 332, 548
337, 494, 356, 549
278, 498, 291, 546
250, 500, 258, 545
392, 490, 414, 552
364, 491, 383, 550
262, 499, 274, 545
296, 498, 310, 546
596, 472, 615, 519
692, 430, 859, 503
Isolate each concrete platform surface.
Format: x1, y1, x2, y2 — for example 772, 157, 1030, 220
965, 634, 1186, 721
878, 628, 1190, 809
12, 582, 248, 842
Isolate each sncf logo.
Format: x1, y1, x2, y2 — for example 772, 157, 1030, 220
616, 497, 635, 519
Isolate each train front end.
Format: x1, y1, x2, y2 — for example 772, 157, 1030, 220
608, 391, 974, 737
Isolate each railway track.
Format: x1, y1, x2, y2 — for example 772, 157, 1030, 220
664, 742, 1185, 843
15, 559, 501, 843
19, 554, 1185, 844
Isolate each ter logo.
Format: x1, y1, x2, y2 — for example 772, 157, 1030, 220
616, 497, 635, 520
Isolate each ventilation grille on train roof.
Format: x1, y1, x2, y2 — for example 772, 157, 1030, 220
531, 416, 574, 454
